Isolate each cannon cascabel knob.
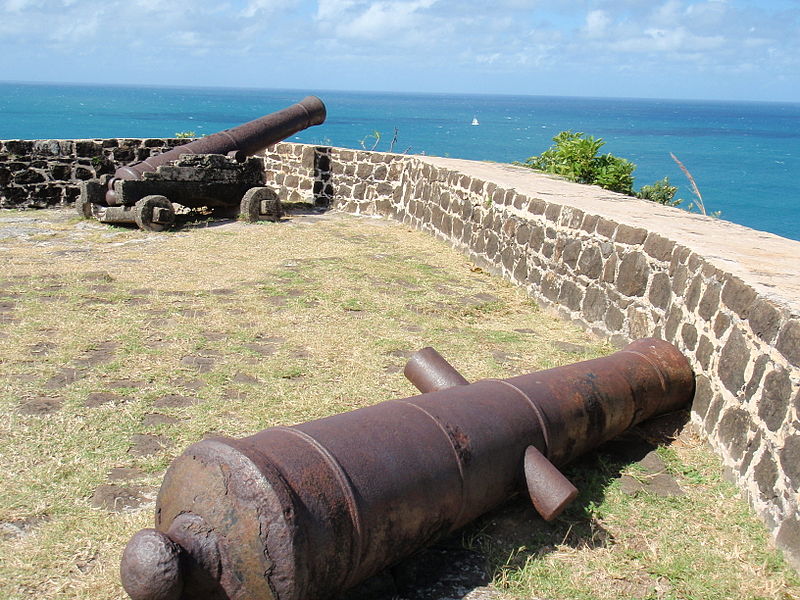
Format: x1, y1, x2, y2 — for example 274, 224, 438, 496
120, 529, 183, 600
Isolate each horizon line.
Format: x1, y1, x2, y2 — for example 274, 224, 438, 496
2, 79, 799, 107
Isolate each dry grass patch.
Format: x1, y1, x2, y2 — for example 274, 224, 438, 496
0, 208, 796, 600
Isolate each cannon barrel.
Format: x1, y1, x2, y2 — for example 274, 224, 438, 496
106, 96, 326, 204
120, 338, 694, 600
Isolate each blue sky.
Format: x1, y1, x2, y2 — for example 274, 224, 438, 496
0, 0, 798, 101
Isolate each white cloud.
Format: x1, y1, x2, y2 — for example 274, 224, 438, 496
315, 0, 360, 21
314, 0, 439, 42
1, 0, 43, 11
583, 9, 610, 38
241, 0, 294, 18
339, 0, 436, 40
0, 0, 797, 99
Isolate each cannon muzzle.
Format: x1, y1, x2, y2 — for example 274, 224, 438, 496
121, 338, 694, 600
106, 96, 326, 204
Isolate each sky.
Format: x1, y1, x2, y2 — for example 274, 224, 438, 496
0, 0, 798, 101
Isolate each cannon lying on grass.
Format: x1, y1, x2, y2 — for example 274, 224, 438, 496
77, 96, 326, 231
120, 338, 694, 600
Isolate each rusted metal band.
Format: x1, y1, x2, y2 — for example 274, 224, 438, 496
274, 426, 364, 589
392, 400, 468, 531
619, 349, 668, 392
487, 379, 552, 459
618, 349, 668, 430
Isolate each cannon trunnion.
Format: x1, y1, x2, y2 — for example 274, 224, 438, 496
78, 96, 326, 231
120, 338, 694, 600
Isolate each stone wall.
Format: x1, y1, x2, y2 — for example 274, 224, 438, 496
2, 137, 798, 566
263, 142, 800, 567
0, 138, 187, 208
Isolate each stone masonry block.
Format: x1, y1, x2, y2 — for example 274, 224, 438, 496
692, 374, 714, 418
595, 217, 617, 238
540, 273, 561, 302
714, 313, 731, 338
748, 299, 782, 344
616, 252, 650, 297
602, 253, 618, 284
754, 451, 779, 499
721, 277, 757, 318
580, 214, 599, 233
697, 281, 722, 320
717, 406, 753, 461
681, 323, 698, 351
515, 223, 531, 246
671, 264, 689, 296
582, 286, 608, 322
512, 256, 528, 282
577, 245, 603, 280
544, 203, 561, 222
513, 194, 528, 211
738, 431, 763, 477
527, 198, 546, 215
605, 305, 625, 331
643, 233, 675, 261
564, 208, 584, 229
758, 367, 792, 432
776, 516, 800, 570
562, 239, 582, 269
614, 224, 648, 245
776, 319, 800, 367
627, 306, 651, 339
684, 275, 704, 312
558, 280, 583, 312
648, 271, 672, 310
4, 140, 34, 155
745, 355, 771, 399
719, 329, 749, 394
781, 434, 800, 491
696, 335, 714, 371
664, 304, 684, 341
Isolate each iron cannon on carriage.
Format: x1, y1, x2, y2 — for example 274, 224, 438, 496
77, 96, 326, 231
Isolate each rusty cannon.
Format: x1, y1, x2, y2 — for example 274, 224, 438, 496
77, 96, 326, 231
120, 338, 694, 600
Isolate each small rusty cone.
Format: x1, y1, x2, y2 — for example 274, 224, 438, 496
121, 338, 694, 600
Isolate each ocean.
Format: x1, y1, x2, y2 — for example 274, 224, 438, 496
1, 81, 798, 241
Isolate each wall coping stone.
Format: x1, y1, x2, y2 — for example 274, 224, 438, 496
414, 156, 800, 315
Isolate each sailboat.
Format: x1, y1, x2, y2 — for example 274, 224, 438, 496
471, 116, 480, 126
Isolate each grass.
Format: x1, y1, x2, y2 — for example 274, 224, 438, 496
0, 208, 796, 600
469, 428, 799, 600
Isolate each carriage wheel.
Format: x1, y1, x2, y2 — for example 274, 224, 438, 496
240, 187, 282, 223
134, 195, 176, 232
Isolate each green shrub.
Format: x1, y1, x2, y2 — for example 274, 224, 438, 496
174, 131, 197, 139
520, 131, 684, 204
637, 177, 681, 206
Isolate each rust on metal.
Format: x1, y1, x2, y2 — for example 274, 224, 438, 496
523, 444, 579, 521
120, 338, 694, 600
404, 346, 470, 393
111, 96, 326, 182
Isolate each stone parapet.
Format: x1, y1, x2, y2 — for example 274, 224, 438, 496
0, 138, 187, 208
262, 142, 800, 567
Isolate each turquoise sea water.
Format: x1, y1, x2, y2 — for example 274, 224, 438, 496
1, 81, 798, 241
